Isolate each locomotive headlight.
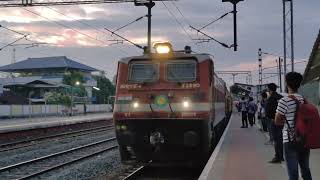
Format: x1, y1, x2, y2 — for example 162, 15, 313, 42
154, 42, 173, 54
183, 100, 190, 108
132, 102, 139, 109
121, 125, 127, 131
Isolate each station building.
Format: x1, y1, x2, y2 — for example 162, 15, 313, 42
0, 56, 98, 104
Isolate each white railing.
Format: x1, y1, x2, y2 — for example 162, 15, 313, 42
0, 104, 112, 118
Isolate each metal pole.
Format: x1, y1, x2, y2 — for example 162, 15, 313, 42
282, 0, 287, 76
258, 48, 262, 94
232, 74, 236, 84
233, 2, 237, 51
71, 86, 73, 116
278, 57, 283, 92
146, 0, 155, 54
290, 0, 294, 72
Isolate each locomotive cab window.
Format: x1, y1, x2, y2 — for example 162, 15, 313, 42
166, 61, 197, 82
129, 63, 158, 83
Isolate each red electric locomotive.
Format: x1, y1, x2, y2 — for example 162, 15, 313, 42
113, 43, 231, 166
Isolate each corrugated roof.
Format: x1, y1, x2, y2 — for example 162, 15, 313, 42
0, 56, 98, 72
303, 30, 320, 84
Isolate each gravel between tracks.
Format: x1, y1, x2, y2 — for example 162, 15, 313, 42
0, 129, 115, 167
34, 147, 122, 180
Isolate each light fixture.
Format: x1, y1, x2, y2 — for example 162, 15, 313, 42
183, 100, 190, 108
133, 102, 139, 109
154, 42, 173, 54
75, 81, 80, 86
93, 87, 100, 91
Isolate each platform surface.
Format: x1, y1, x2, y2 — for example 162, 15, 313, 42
0, 113, 113, 133
199, 112, 320, 180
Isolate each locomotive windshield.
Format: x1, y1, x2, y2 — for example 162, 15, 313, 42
129, 63, 158, 83
167, 61, 196, 82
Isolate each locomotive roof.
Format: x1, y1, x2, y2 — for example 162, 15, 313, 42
119, 53, 212, 64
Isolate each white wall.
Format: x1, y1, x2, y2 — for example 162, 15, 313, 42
0, 104, 112, 118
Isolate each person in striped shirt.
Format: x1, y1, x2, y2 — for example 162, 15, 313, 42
275, 72, 312, 180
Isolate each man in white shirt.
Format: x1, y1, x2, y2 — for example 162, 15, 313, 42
275, 72, 312, 180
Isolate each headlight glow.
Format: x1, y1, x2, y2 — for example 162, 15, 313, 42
133, 102, 139, 108
183, 101, 190, 108
154, 42, 173, 54
121, 125, 127, 130
156, 45, 171, 54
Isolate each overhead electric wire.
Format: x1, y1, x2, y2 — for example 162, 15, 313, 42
189, 25, 230, 48
104, 28, 143, 49
111, 14, 147, 33
0, 24, 26, 36
22, 7, 131, 55
161, 1, 193, 41
22, 7, 107, 45
0, 35, 27, 50
44, 6, 131, 54
171, 2, 192, 26
199, 11, 232, 31
45, 6, 108, 35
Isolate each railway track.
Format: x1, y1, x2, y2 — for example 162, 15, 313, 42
120, 165, 146, 180
0, 125, 114, 152
0, 137, 118, 180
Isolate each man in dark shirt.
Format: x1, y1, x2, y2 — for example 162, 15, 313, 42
266, 83, 284, 163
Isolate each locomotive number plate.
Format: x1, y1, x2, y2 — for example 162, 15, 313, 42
181, 83, 200, 89
119, 84, 142, 89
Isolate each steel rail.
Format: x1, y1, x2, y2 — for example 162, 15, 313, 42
18, 145, 118, 180
0, 125, 114, 152
121, 166, 145, 180
0, 137, 116, 173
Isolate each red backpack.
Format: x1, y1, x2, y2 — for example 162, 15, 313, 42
288, 95, 320, 149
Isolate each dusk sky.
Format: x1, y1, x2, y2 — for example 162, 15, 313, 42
0, 0, 319, 86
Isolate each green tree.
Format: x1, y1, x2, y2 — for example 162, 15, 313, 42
45, 92, 71, 106
62, 71, 86, 97
92, 75, 115, 104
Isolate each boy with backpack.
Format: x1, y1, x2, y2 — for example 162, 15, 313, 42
275, 72, 320, 180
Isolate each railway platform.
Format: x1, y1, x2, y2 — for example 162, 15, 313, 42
199, 112, 320, 180
0, 113, 113, 133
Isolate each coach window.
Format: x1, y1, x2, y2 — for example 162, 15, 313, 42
129, 63, 158, 83
166, 61, 197, 82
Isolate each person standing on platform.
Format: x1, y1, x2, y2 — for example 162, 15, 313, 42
259, 92, 268, 132
266, 83, 284, 163
240, 97, 248, 128
247, 97, 257, 127
275, 72, 312, 180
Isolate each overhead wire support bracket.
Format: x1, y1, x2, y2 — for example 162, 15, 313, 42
199, 11, 232, 31
190, 25, 231, 48
105, 27, 143, 49
111, 14, 147, 33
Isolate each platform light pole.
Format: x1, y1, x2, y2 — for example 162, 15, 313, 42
222, 0, 244, 51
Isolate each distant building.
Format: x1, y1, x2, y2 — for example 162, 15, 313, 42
300, 30, 320, 108
231, 83, 269, 101
0, 56, 98, 104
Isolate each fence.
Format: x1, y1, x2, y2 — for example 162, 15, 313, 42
0, 104, 112, 118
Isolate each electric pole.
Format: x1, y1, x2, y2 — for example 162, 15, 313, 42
222, 0, 244, 51
258, 48, 262, 94
278, 57, 283, 92
282, 0, 294, 72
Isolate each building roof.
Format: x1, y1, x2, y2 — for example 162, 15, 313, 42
303, 30, 320, 84
0, 56, 98, 72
